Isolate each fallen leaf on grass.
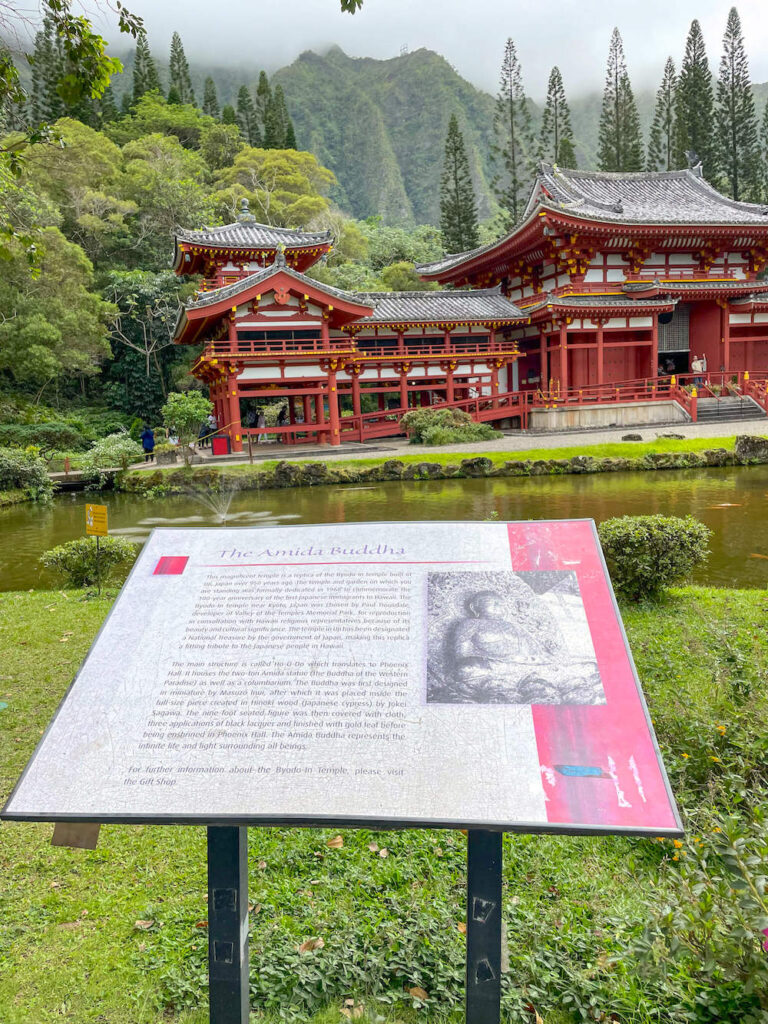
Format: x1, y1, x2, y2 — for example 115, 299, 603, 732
195, 920, 208, 928
257, 859, 267, 870
457, 922, 467, 934
58, 920, 82, 931
327, 835, 344, 849
134, 919, 154, 931
368, 842, 379, 852
298, 937, 325, 953
50, 880, 61, 889
378, 848, 389, 858
408, 986, 428, 1000
249, 903, 261, 914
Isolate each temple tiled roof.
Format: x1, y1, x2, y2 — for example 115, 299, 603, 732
355, 289, 524, 324
417, 165, 768, 278
184, 260, 371, 312
520, 292, 678, 314
175, 222, 333, 249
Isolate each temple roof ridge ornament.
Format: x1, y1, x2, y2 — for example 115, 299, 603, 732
236, 197, 256, 223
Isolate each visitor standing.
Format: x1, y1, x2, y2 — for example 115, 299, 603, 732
257, 409, 267, 443
139, 424, 155, 463
692, 355, 704, 386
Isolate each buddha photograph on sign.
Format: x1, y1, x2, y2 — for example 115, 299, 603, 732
426, 570, 604, 705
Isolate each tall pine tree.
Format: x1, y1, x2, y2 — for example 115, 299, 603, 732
715, 6, 761, 200
168, 32, 195, 106
221, 104, 237, 126
255, 71, 272, 123
273, 85, 296, 148
133, 30, 160, 104
236, 85, 261, 145
30, 16, 64, 124
597, 28, 643, 171
440, 113, 479, 252
202, 77, 220, 119
647, 58, 678, 171
492, 38, 535, 229
540, 67, 576, 167
762, 101, 768, 201
675, 20, 715, 174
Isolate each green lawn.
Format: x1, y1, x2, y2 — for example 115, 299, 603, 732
1, 587, 766, 1023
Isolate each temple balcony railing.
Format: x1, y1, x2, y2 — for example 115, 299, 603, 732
207, 336, 516, 360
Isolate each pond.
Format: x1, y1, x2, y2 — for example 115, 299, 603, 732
1, 465, 767, 591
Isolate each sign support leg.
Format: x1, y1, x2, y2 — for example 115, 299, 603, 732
466, 830, 503, 1024
207, 826, 249, 1024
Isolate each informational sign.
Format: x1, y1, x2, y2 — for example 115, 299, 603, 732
2, 522, 681, 835
85, 503, 108, 537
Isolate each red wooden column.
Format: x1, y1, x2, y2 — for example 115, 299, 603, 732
227, 309, 237, 347
326, 369, 341, 446
398, 363, 410, 411
490, 361, 500, 408
445, 362, 456, 404
315, 392, 326, 444
397, 331, 405, 355
302, 394, 312, 426
650, 314, 659, 379
596, 320, 605, 386
349, 365, 363, 440
559, 321, 569, 393
489, 327, 496, 351
226, 372, 243, 453
720, 300, 731, 372
443, 329, 452, 353
539, 330, 548, 389
320, 314, 330, 348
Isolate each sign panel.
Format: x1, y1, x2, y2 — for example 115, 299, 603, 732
2, 522, 681, 835
85, 503, 108, 537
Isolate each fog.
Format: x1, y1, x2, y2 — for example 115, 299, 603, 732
86, 0, 768, 100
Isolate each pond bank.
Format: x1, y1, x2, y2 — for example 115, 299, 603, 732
121, 434, 768, 495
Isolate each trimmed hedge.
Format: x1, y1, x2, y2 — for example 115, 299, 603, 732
400, 407, 501, 445
0, 447, 52, 498
598, 514, 711, 600
40, 536, 139, 588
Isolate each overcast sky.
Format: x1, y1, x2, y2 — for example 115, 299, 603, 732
91, 0, 768, 99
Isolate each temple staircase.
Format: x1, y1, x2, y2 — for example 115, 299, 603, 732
695, 395, 767, 423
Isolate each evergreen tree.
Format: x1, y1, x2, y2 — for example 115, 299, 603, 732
597, 28, 643, 171
263, 94, 284, 148
647, 57, 678, 171
168, 32, 195, 106
30, 16, 64, 124
133, 31, 160, 104
762, 101, 768, 201
236, 85, 260, 145
715, 6, 761, 200
285, 118, 297, 149
255, 70, 272, 123
166, 85, 181, 106
221, 104, 237, 126
540, 66, 576, 167
98, 84, 119, 125
491, 38, 535, 229
439, 113, 479, 252
202, 77, 220, 119
273, 85, 295, 148
675, 20, 716, 175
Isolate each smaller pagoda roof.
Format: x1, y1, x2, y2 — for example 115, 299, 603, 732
176, 222, 333, 250
519, 292, 678, 318
184, 259, 368, 312
355, 288, 524, 326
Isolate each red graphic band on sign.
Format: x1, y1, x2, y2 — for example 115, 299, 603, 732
153, 556, 189, 576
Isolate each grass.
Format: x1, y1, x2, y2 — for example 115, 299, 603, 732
1, 587, 767, 1022
124, 435, 745, 482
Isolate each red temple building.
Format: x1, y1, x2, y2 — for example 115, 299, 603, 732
173, 167, 768, 449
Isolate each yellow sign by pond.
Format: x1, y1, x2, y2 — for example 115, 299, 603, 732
85, 503, 108, 537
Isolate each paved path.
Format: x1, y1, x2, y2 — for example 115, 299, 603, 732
168, 416, 768, 470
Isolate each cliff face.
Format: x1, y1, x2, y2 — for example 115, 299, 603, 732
273, 46, 497, 225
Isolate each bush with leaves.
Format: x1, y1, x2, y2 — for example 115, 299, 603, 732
0, 421, 88, 456
400, 407, 501, 445
0, 446, 52, 499
598, 515, 711, 600
161, 391, 213, 465
80, 432, 144, 485
40, 536, 139, 588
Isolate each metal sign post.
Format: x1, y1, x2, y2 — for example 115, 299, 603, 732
207, 827, 249, 1024
466, 831, 503, 1024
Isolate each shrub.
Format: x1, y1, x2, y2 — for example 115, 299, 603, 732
161, 391, 213, 465
400, 407, 501, 445
40, 536, 139, 588
80, 432, 145, 484
0, 446, 52, 499
0, 422, 89, 456
598, 514, 711, 600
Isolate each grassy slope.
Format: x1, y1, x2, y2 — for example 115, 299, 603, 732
1, 588, 766, 1023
